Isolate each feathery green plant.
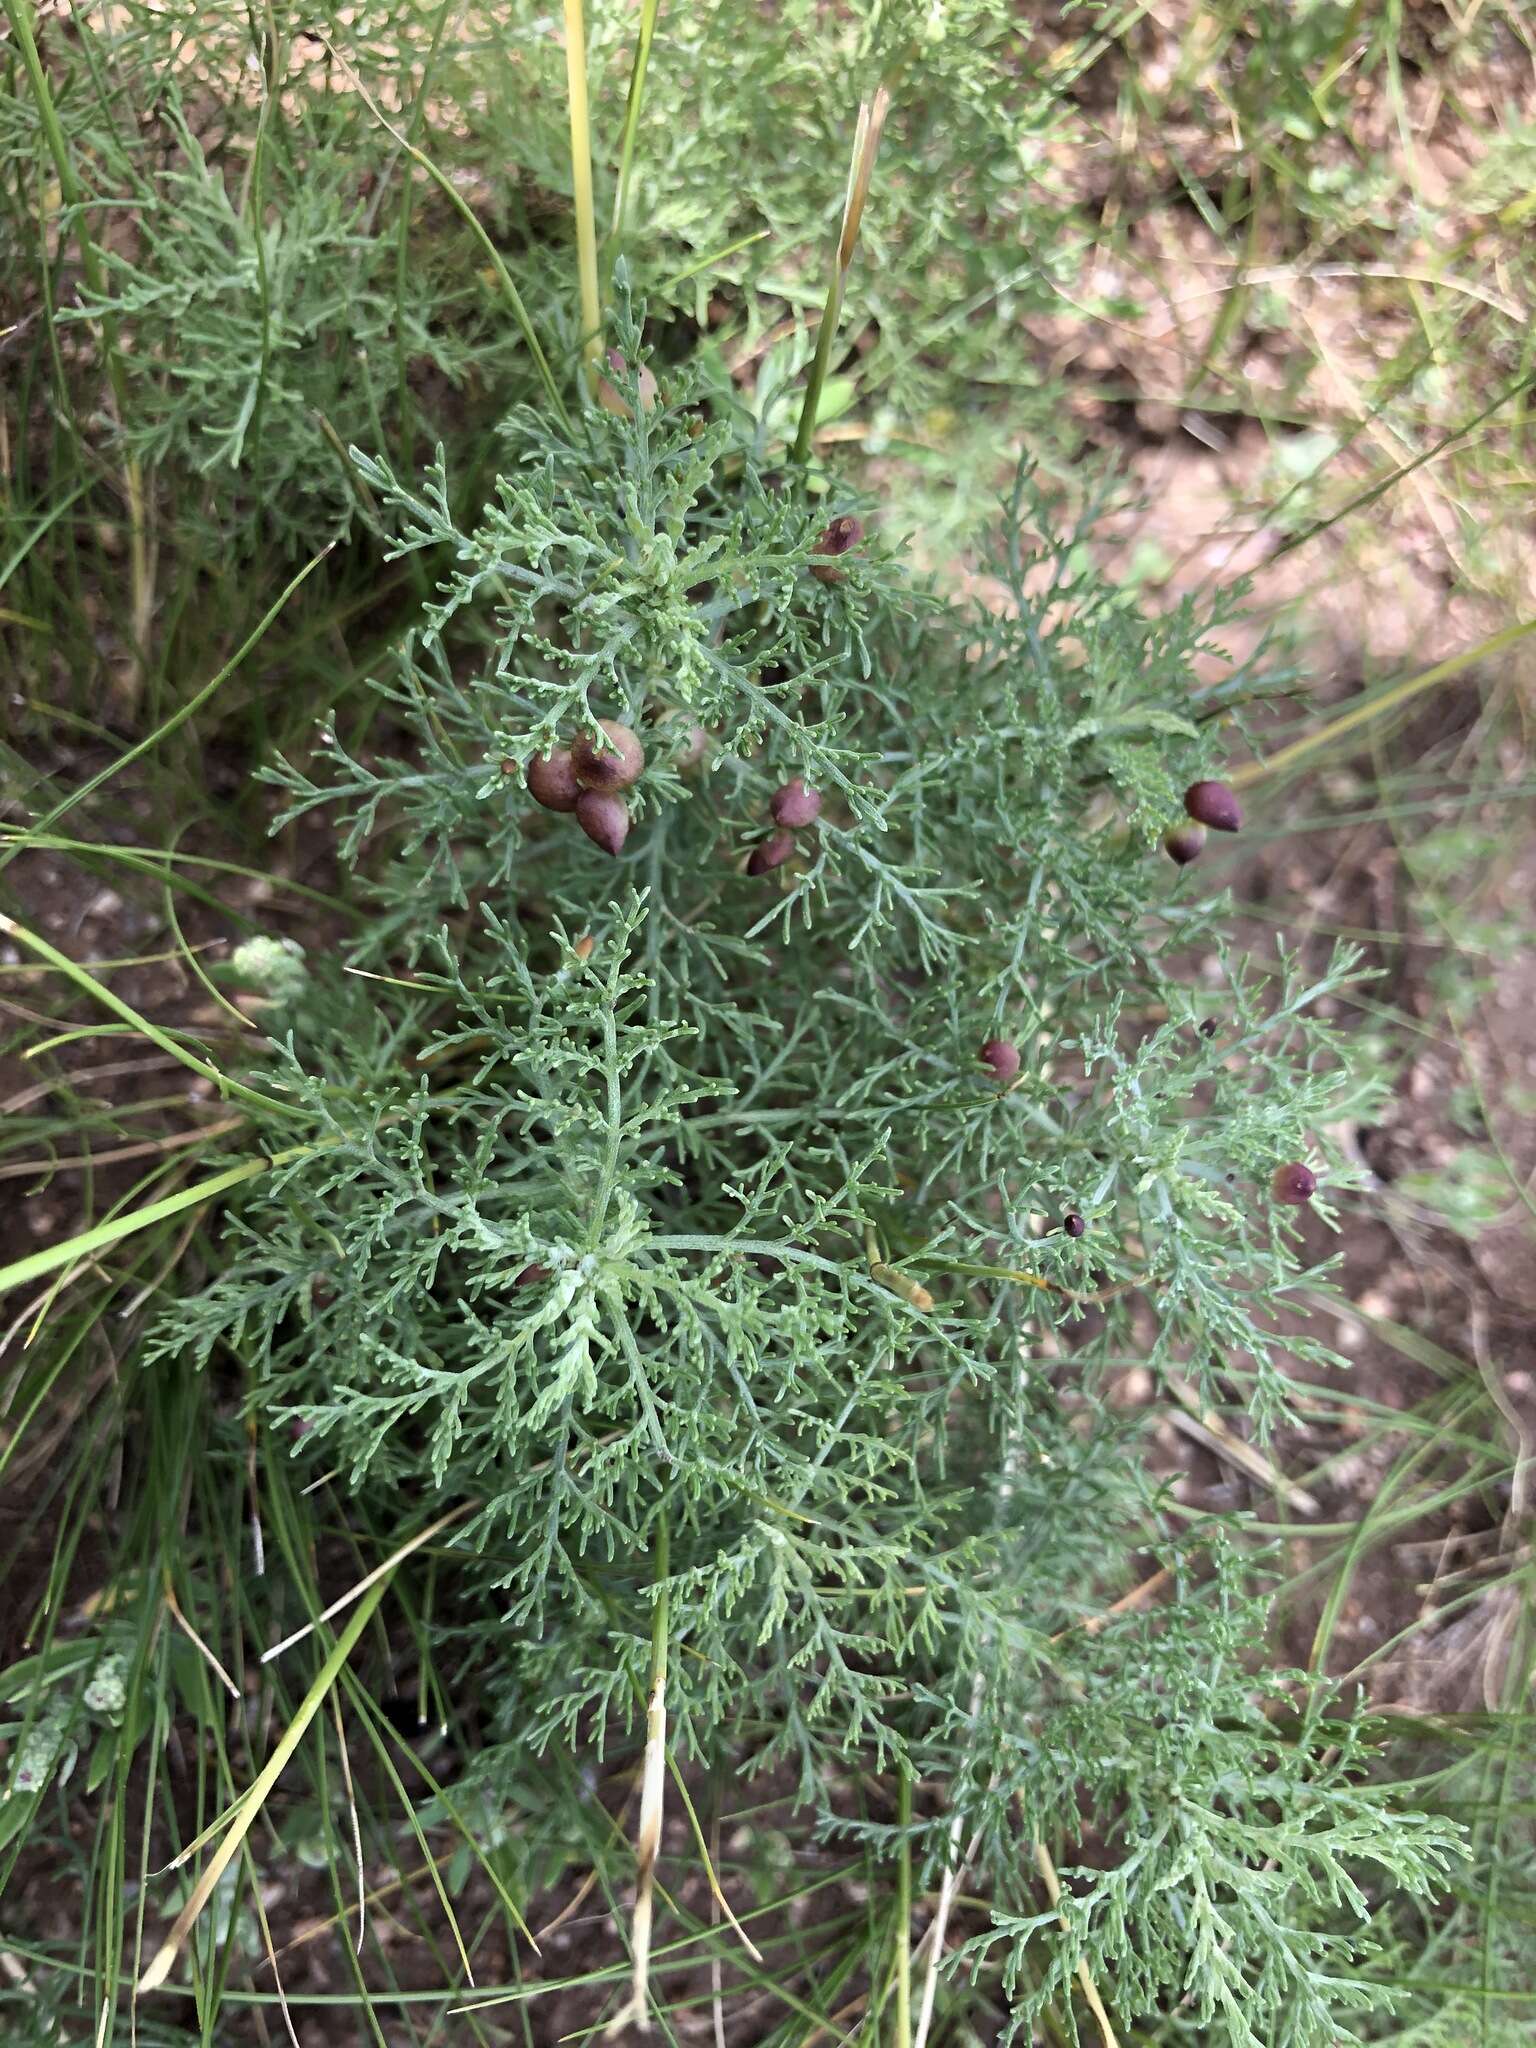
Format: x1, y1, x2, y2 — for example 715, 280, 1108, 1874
5, 5, 1527, 2045
82, 288, 1458, 2038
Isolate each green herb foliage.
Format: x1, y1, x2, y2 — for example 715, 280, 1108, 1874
3, 5, 1512, 2043
125, 297, 1460, 2038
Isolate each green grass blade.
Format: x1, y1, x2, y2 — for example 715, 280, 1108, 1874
135, 1572, 393, 1995
0, 911, 299, 1117
0, 1155, 273, 1300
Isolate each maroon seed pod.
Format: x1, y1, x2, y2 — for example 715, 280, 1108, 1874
1271, 1161, 1319, 1207
979, 1038, 1021, 1082
1199, 1019, 1219, 1039
810, 514, 865, 583
572, 719, 646, 792
1163, 821, 1207, 866
575, 789, 630, 856
526, 748, 582, 813
514, 1262, 550, 1288
595, 348, 658, 418
747, 829, 796, 877
1183, 780, 1242, 833
770, 777, 822, 828
1062, 1212, 1087, 1238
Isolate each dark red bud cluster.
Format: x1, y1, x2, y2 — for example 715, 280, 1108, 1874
595, 349, 659, 419
525, 719, 645, 857
1271, 1162, 1318, 1207
747, 776, 823, 878
979, 1038, 1020, 1082
771, 777, 822, 828
572, 719, 645, 792
1162, 780, 1242, 865
1163, 821, 1207, 866
576, 790, 629, 856
810, 515, 865, 584
526, 750, 581, 813
747, 829, 796, 876
1183, 780, 1242, 833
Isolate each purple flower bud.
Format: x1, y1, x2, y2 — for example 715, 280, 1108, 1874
526, 748, 581, 813
979, 1038, 1020, 1081
514, 1262, 550, 1288
1062, 1212, 1086, 1238
747, 829, 796, 877
572, 719, 646, 792
575, 789, 630, 856
810, 515, 865, 583
1271, 1162, 1318, 1206
770, 777, 822, 828
1184, 780, 1242, 833
1163, 821, 1207, 866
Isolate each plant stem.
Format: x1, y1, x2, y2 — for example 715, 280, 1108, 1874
794, 266, 845, 470
1031, 1836, 1120, 2048
563, 0, 603, 368
608, 0, 662, 251
912, 1692, 978, 2048
4, 0, 153, 697
894, 1762, 913, 2048
792, 86, 889, 466
392, 0, 458, 459
609, 1510, 671, 2034
239, 2, 282, 468
0, 1156, 271, 1303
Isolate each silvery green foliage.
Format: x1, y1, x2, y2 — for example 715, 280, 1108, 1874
153, 321, 1456, 2040
4, 0, 1084, 564
484, 0, 1083, 410
942, 1539, 1467, 2045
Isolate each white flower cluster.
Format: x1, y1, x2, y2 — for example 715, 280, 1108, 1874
7, 1702, 72, 1800
83, 1654, 129, 1717
229, 934, 309, 1004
